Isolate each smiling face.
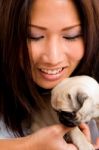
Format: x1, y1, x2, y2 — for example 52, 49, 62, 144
27, 0, 84, 89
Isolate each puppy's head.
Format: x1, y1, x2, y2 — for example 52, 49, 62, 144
51, 76, 98, 127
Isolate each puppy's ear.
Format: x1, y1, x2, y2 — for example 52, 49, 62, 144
76, 92, 89, 107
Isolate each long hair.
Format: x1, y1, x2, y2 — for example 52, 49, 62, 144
71, 0, 99, 79
0, 0, 99, 136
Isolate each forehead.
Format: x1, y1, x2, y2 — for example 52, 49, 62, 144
29, 0, 80, 30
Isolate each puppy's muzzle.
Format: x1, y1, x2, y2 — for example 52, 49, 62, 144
58, 111, 79, 127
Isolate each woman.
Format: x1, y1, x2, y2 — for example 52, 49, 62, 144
0, 0, 99, 149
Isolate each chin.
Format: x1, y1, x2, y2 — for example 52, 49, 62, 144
39, 84, 55, 90
37, 81, 59, 90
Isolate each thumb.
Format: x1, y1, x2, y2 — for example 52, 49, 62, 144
51, 124, 72, 137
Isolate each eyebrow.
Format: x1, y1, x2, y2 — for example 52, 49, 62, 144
28, 24, 81, 31
62, 24, 81, 31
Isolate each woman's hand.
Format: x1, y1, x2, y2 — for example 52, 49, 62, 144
0, 123, 98, 150
94, 138, 99, 149
0, 124, 76, 150
27, 124, 77, 150
26, 123, 99, 150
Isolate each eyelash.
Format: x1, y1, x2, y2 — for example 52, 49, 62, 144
28, 34, 82, 41
28, 35, 44, 41
63, 34, 83, 41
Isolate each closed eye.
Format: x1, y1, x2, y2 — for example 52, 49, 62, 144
63, 34, 83, 41
27, 35, 44, 41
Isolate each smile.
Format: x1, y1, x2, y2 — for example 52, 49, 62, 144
40, 68, 63, 75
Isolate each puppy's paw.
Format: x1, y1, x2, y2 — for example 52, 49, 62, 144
87, 143, 95, 150
80, 144, 94, 150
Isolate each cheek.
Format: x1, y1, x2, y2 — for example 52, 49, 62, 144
27, 42, 42, 63
71, 49, 84, 61
68, 41, 84, 61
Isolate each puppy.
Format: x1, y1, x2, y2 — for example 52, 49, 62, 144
51, 75, 99, 150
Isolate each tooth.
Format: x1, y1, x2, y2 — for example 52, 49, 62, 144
41, 68, 62, 74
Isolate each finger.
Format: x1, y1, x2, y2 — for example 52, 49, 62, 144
51, 124, 73, 137
66, 143, 77, 150
79, 123, 91, 142
94, 138, 99, 149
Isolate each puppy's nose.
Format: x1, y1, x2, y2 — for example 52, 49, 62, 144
58, 111, 76, 119
61, 111, 76, 118
58, 111, 78, 127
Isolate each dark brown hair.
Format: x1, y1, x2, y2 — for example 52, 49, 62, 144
0, 0, 99, 136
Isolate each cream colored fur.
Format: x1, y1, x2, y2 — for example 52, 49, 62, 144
51, 75, 99, 150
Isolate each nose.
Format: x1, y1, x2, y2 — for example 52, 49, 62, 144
59, 111, 76, 119
58, 111, 78, 127
42, 37, 66, 65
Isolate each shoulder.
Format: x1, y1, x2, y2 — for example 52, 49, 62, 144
0, 119, 15, 139
0, 118, 32, 139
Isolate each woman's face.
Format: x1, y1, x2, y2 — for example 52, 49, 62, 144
27, 0, 84, 89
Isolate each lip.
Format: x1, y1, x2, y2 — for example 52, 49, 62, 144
38, 67, 67, 81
